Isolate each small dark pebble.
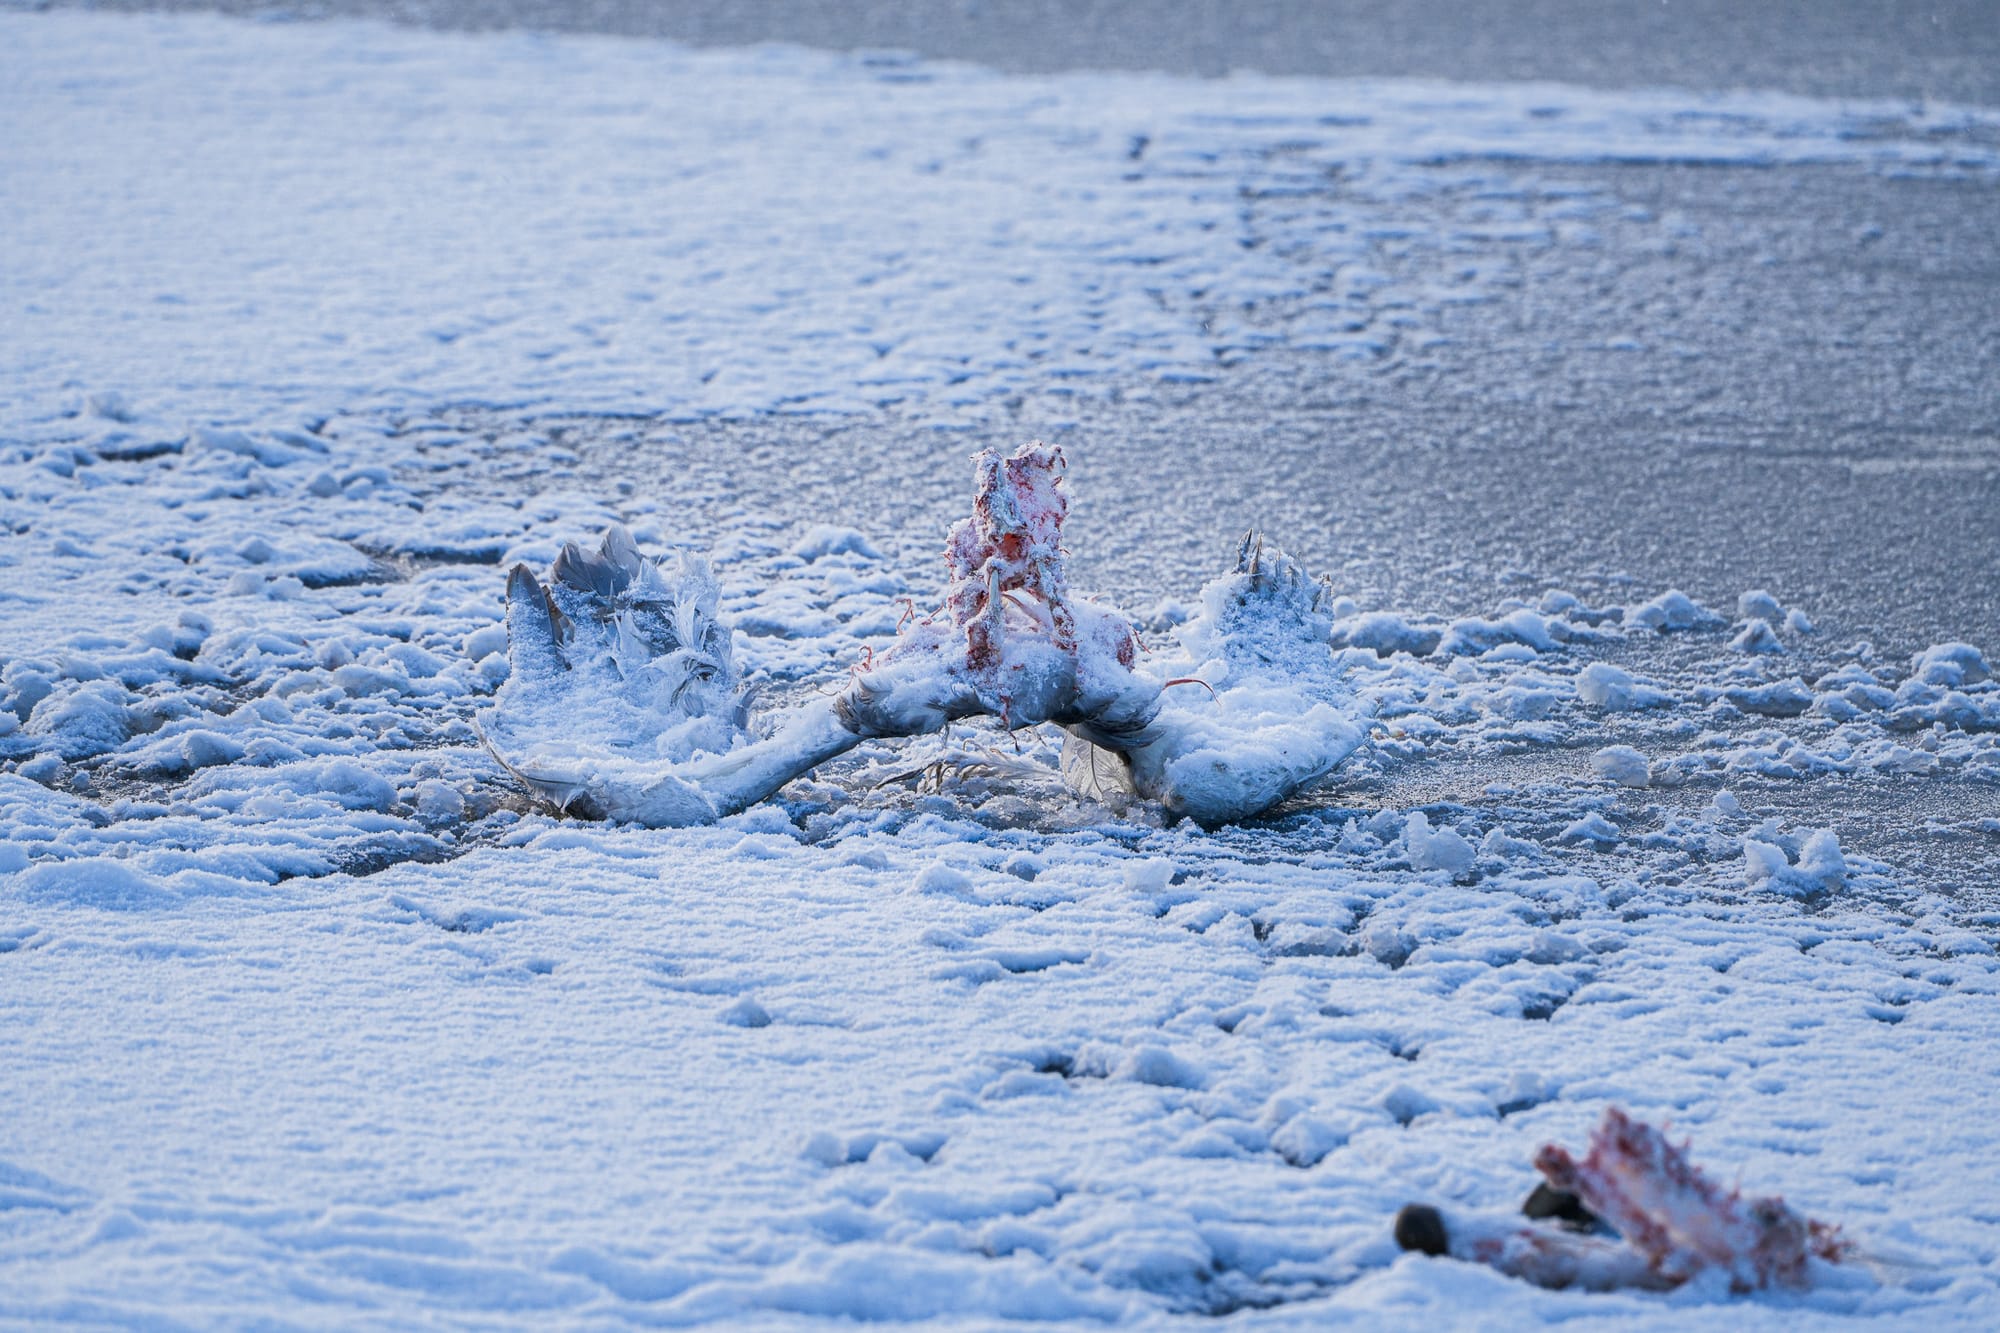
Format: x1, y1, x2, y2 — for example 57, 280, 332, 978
1394, 1203, 1450, 1256
1522, 1182, 1598, 1231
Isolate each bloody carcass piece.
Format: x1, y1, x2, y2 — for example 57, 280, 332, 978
1395, 1108, 1851, 1295
1532, 1107, 1850, 1293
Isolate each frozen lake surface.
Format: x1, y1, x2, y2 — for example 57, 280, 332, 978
2, 8, 1997, 1326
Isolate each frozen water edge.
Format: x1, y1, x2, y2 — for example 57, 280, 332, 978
2, 8, 1998, 1327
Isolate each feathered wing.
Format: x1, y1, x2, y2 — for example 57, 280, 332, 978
504, 563, 567, 683
1080, 531, 1362, 825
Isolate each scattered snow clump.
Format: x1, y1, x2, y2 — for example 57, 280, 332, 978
1591, 745, 1651, 787
1436, 609, 1558, 657
719, 997, 773, 1028
1382, 1083, 1440, 1126
793, 525, 882, 562
462, 624, 509, 662
1575, 663, 1669, 711
1722, 678, 1814, 717
1560, 812, 1621, 846
1730, 619, 1783, 654
1744, 829, 1846, 894
414, 780, 466, 822
24, 681, 132, 760
915, 862, 975, 896
1269, 1114, 1349, 1168
1737, 589, 1784, 623
1912, 642, 1990, 687
1117, 1045, 1205, 1089
1329, 612, 1442, 658
1404, 810, 1475, 876
11, 860, 173, 911
1624, 589, 1717, 632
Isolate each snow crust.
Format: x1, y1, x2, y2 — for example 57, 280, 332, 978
1, 9, 1998, 1328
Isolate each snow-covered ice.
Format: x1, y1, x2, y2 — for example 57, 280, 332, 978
8, 11, 2000, 430
3, 8, 1999, 1327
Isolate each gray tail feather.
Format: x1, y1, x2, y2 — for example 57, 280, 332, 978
598, 525, 644, 583
552, 524, 643, 600
506, 564, 569, 680
475, 716, 605, 821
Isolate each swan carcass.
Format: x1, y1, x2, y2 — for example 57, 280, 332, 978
481, 441, 1363, 826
